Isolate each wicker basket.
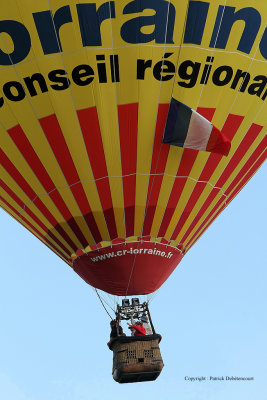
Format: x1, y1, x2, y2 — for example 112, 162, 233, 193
108, 335, 164, 383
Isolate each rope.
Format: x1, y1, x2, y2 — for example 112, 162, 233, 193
94, 288, 113, 319
124, 251, 138, 298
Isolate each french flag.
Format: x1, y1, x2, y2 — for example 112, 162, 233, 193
163, 98, 231, 156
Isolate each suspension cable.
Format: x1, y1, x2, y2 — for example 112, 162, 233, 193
94, 288, 113, 319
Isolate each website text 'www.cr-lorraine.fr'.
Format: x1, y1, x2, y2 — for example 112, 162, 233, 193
90, 248, 174, 262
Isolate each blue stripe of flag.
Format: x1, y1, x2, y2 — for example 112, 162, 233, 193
163, 98, 192, 146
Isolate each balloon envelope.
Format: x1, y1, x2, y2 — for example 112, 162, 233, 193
0, 0, 266, 295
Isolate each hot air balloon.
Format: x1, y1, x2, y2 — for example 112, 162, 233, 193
0, 0, 266, 383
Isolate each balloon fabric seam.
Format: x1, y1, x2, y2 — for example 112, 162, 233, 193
17, 175, 228, 219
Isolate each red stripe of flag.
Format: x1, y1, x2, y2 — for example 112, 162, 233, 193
206, 125, 231, 156
191, 106, 230, 156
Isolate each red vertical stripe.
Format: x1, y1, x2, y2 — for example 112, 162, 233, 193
0, 195, 68, 260
215, 123, 263, 187
197, 107, 216, 122
183, 122, 263, 246
142, 104, 170, 236
188, 150, 267, 251
118, 103, 138, 237
77, 107, 118, 240
172, 114, 243, 242
0, 149, 76, 252
224, 151, 267, 203
224, 136, 267, 197
169, 113, 242, 240
0, 179, 70, 256
170, 156, 223, 240
39, 115, 102, 244
185, 137, 267, 248
7, 124, 89, 247
157, 108, 217, 238
157, 148, 198, 237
